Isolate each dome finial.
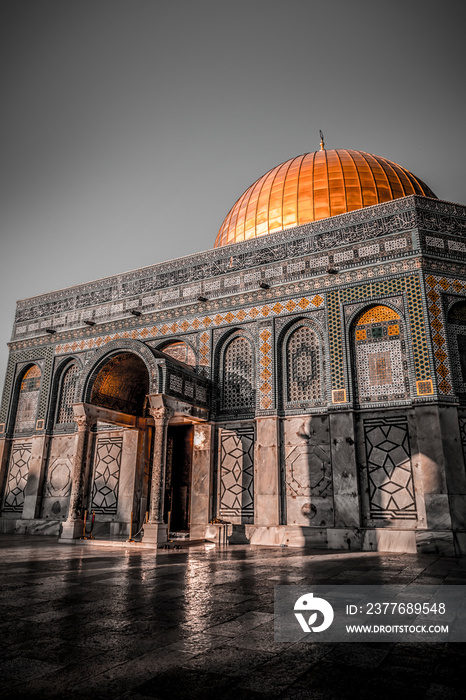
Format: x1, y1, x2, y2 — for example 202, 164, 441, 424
319, 130, 325, 151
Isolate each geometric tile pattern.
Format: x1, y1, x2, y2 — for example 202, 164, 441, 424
219, 426, 254, 523
259, 325, 273, 410
90, 437, 123, 513
354, 312, 408, 403
328, 274, 431, 395
446, 301, 466, 400
426, 275, 466, 395
199, 332, 210, 370
54, 296, 324, 356
459, 417, 466, 466
3, 442, 32, 512
286, 324, 321, 403
15, 365, 41, 431
363, 417, 417, 520
56, 364, 79, 424
222, 336, 255, 411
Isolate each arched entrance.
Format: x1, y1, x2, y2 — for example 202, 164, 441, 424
60, 342, 211, 544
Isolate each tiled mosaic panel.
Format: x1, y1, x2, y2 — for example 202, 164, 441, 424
53, 295, 324, 356
222, 336, 255, 411
327, 275, 431, 394
286, 324, 321, 403
3, 441, 32, 512
459, 417, 466, 464
219, 426, 254, 523
0, 347, 54, 433
90, 436, 123, 514
259, 323, 273, 410
56, 364, 79, 424
446, 302, 466, 400
363, 417, 417, 520
354, 309, 409, 403
15, 366, 41, 431
426, 276, 466, 395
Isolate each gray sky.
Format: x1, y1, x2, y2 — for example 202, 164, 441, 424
1, 0, 465, 387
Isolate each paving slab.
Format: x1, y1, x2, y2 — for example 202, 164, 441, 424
0, 535, 465, 699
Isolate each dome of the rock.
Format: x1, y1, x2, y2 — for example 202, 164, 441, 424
214, 148, 436, 247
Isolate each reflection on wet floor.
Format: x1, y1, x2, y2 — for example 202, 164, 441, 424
0, 535, 465, 699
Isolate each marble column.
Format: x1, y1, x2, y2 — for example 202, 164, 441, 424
60, 413, 95, 540
143, 405, 172, 544
190, 423, 213, 540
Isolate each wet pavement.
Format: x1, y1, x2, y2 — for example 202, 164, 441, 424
0, 535, 465, 699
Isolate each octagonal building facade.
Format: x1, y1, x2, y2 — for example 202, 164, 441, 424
1, 145, 466, 555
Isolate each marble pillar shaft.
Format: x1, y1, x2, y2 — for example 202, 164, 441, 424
148, 418, 169, 523
67, 419, 94, 521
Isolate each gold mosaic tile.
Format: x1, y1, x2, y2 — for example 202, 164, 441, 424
214, 315, 223, 325
332, 388, 346, 403
417, 378, 433, 395
312, 295, 323, 307
225, 312, 235, 323
285, 300, 296, 312
357, 305, 400, 325
355, 329, 366, 341
260, 342, 271, 355
439, 379, 452, 393
298, 297, 310, 310
272, 303, 283, 314
432, 333, 445, 346
236, 309, 246, 321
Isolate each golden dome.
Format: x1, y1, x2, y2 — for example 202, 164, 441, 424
214, 149, 436, 247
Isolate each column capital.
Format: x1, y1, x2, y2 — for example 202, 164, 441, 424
75, 414, 95, 432
149, 406, 173, 422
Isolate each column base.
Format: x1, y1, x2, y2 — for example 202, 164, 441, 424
143, 522, 168, 545
59, 519, 84, 541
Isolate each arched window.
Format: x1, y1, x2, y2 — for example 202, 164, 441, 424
56, 364, 79, 424
161, 341, 196, 367
15, 365, 41, 431
222, 335, 255, 411
285, 324, 321, 403
447, 301, 466, 400
353, 305, 409, 403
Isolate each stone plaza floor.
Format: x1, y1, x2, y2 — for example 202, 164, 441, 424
0, 536, 466, 699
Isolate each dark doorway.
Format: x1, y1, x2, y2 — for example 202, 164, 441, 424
165, 425, 193, 533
